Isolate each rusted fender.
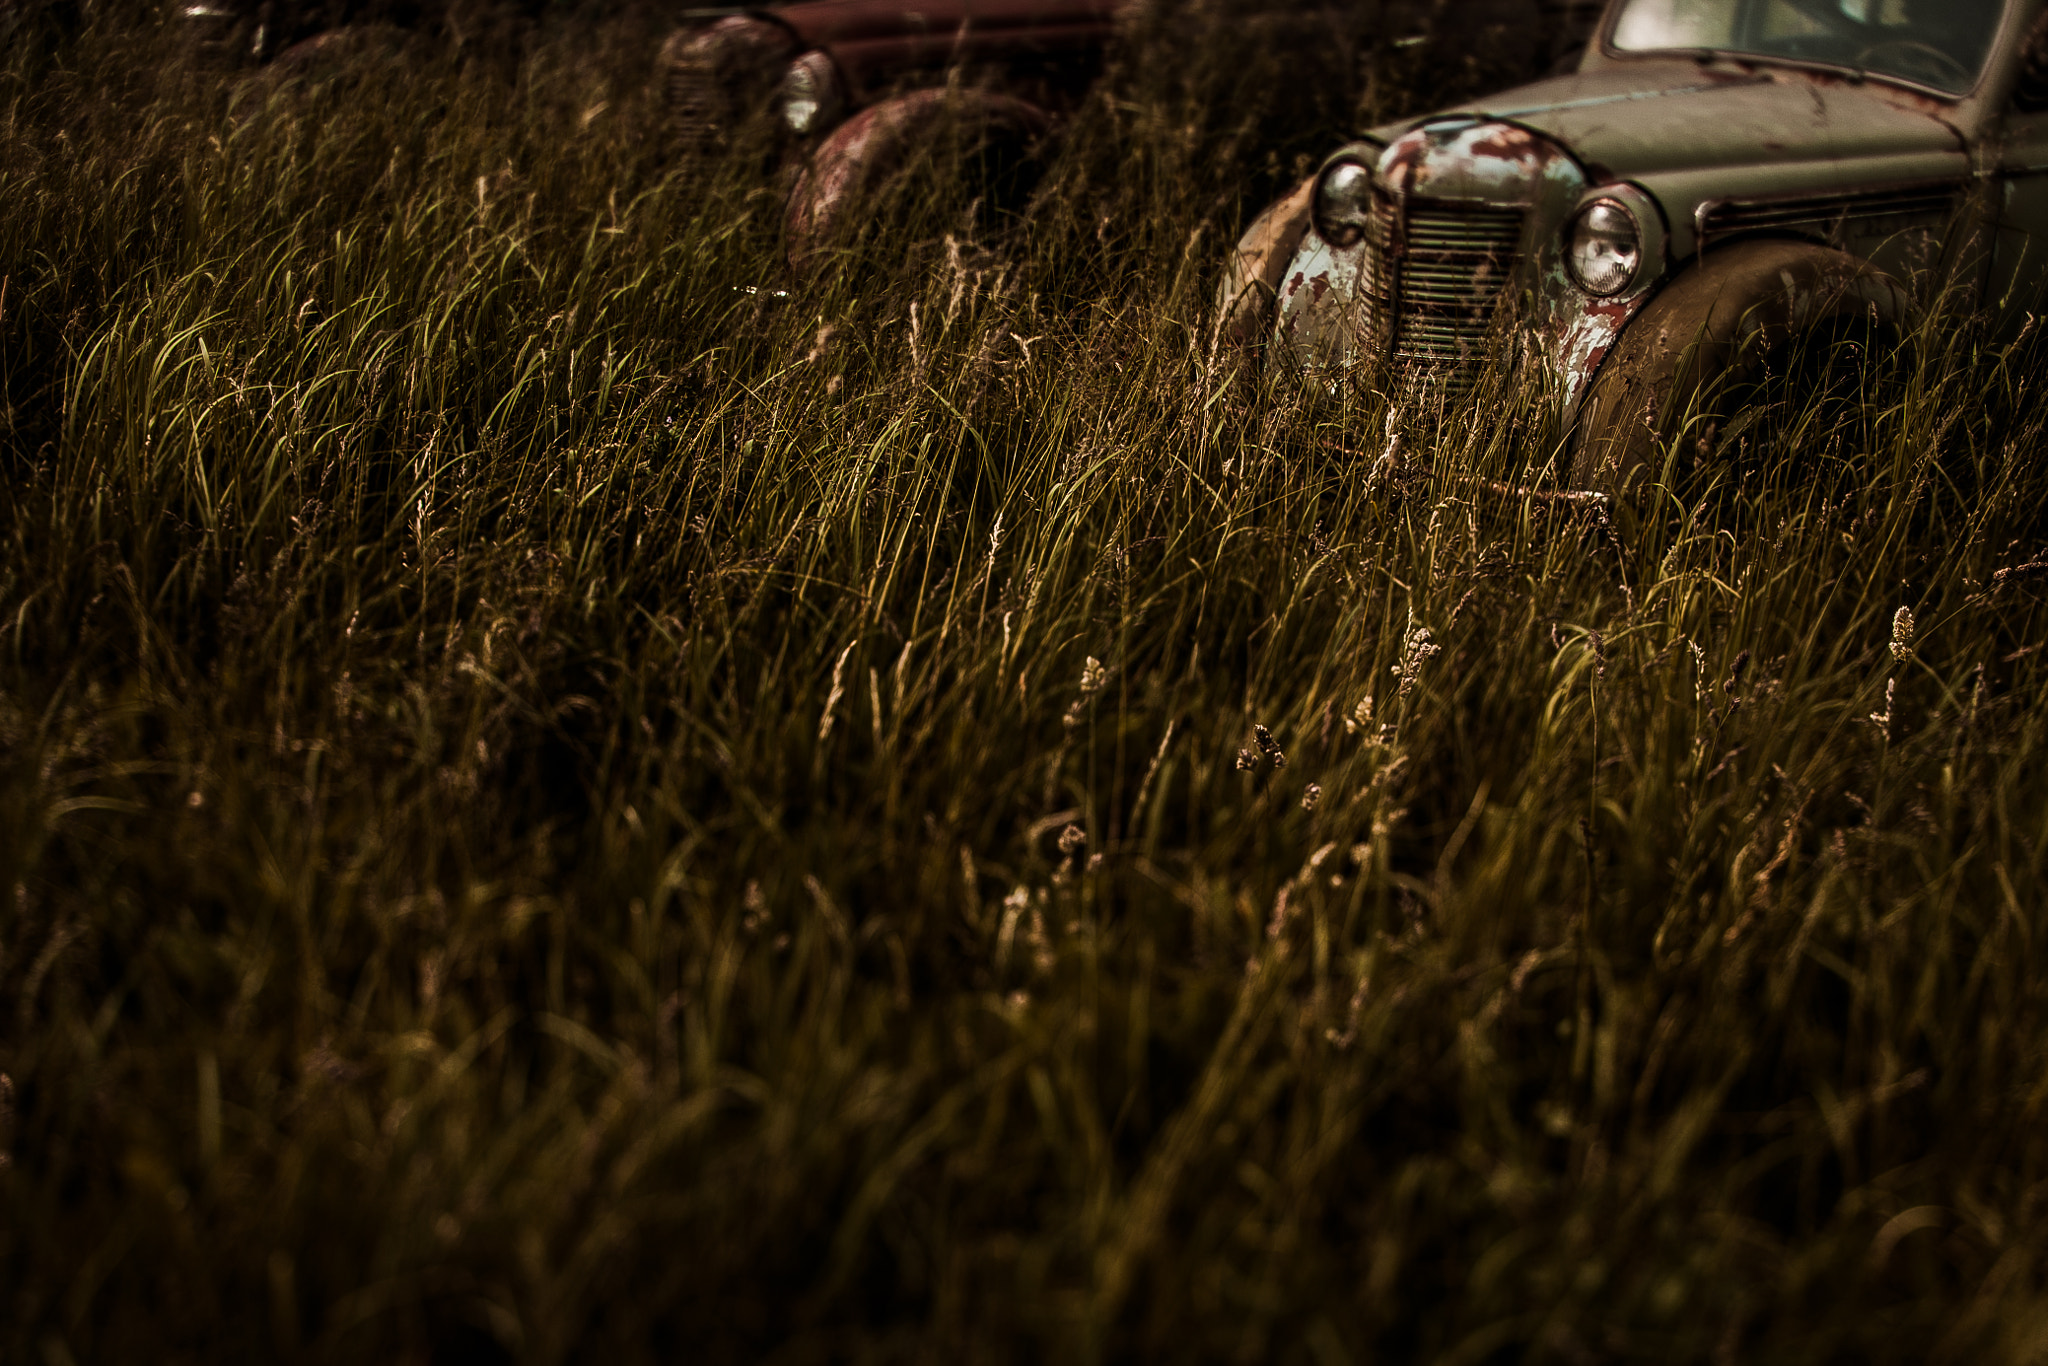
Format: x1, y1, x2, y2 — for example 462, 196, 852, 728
1553, 295, 1646, 415
267, 23, 419, 76
1214, 177, 1314, 353
784, 86, 1051, 273
1569, 238, 1910, 489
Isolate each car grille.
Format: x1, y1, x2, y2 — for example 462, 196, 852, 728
1698, 185, 1961, 248
665, 52, 728, 157
1363, 194, 1525, 391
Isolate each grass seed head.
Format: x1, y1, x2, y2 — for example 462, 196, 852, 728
818, 641, 858, 744
1870, 676, 1897, 741
1890, 605, 1917, 660
1254, 724, 1286, 768
1724, 649, 1751, 696
1393, 612, 1441, 701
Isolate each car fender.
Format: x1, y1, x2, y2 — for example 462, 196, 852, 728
1213, 178, 1314, 353
784, 86, 1052, 273
1569, 238, 1911, 489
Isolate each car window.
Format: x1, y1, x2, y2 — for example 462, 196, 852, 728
1610, 0, 2009, 95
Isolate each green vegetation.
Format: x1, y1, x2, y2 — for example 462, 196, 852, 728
6, 8, 2048, 1362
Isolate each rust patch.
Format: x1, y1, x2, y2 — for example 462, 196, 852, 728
1783, 65, 1950, 115
1550, 291, 1652, 412
785, 87, 1050, 271
1379, 130, 1431, 190
1468, 124, 1544, 163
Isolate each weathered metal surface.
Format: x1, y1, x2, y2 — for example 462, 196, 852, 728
1274, 120, 1587, 393
1449, 61, 1965, 156
771, 0, 1122, 105
1544, 179, 1665, 404
1436, 60, 1970, 258
1215, 177, 1316, 352
784, 86, 1050, 270
1568, 238, 1912, 487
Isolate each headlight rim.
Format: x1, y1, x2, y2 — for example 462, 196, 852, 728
778, 50, 845, 138
1311, 157, 1377, 251
1566, 197, 1643, 298
1563, 186, 1669, 300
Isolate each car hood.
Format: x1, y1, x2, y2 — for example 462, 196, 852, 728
1427, 59, 1965, 179
769, 0, 1124, 48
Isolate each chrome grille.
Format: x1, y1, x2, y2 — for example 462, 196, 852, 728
1364, 195, 1524, 391
1394, 201, 1524, 379
1355, 191, 1400, 354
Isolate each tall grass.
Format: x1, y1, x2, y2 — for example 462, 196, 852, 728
5, 6, 2048, 1363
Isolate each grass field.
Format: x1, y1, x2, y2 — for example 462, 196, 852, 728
7, 5, 2048, 1362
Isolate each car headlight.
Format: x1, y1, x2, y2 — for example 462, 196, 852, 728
1311, 159, 1374, 249
1567, 199, 1642, 296
778, 52, 844, 137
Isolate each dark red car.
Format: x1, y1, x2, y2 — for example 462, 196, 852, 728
659, 0, 1121, 267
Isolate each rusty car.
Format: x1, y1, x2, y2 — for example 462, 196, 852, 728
660, 0, 1120, 269
1219, 0, 2048, 489
660, 0, 1606, 271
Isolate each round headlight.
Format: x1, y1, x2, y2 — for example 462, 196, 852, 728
1567, 199, 1642, 296
779, 51, 844, 137
1312, 160, 1374, 249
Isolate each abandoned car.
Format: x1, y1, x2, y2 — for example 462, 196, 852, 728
661, 0, 1120, 267
1220, 0, 2048, 488
660, 0, 1605, 270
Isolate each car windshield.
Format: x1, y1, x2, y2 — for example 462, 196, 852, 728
1609, 0, 2008, 94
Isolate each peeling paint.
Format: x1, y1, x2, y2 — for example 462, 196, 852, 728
1214, 178, 1315, 352
1551, 295, 1647, 410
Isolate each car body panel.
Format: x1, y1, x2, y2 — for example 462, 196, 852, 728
1441, 64, 1967, 179
1992, 57, 2048, 311
767, 0, 1122, 103
770, 0, 1121, 46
